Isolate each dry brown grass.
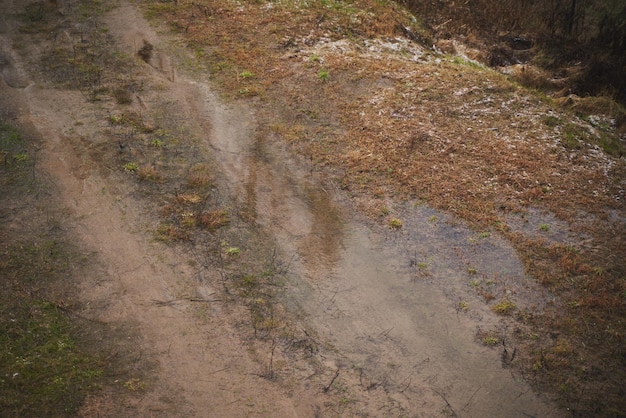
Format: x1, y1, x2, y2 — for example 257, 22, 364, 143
199, 210, 230, 230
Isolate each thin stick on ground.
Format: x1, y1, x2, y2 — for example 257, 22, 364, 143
323, 368, 340, 393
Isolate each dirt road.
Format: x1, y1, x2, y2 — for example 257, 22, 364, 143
1, 1, 566, 416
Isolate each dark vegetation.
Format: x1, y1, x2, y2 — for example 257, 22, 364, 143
0, 2, 154, 415
401, 0, 626, 103
0, 121, 101, 416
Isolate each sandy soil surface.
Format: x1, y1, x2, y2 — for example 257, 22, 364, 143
0, 0, 572, 416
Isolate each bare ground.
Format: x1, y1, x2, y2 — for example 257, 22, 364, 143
1, 0, 624, 417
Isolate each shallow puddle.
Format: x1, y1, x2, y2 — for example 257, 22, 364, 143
197, 84, 564, 416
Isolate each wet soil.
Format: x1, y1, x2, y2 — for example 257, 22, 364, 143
203, 71, 563, 415
1, 0, 569, 416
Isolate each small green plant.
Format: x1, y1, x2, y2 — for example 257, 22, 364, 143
226, 247, 240, 256
492, 300, 516, 315
479, 231, 490, 239
239, 70, 254, 79
13, 152, 28, 161
317, 68, 329, 81
110, 114, 124, 125
469, 279, 479, 287
451, 55, 484, 70
458, 301, 469, 312
309, 53, 321, 63
482, 336, 499, 346
150, 138, 165, 147
123, 162, 138, 172
180, 212, 197, 228
561, 126, 582, 150
539, 223, 550, 232
388, 218, 403, 230
468, 267, 478, 275
428, 215, 438, 223
123, 378, 145, 391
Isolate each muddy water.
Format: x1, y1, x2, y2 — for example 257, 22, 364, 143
196, 90, 563, 416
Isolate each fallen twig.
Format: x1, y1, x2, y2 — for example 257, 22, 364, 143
151, 297, 221, 306
432, 388, 458, 418
323, 368, 340, 393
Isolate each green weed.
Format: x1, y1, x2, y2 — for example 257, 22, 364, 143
226, 246, 241, 256
492, 300, 516, 315
388, 218, 403, 229
458, 301, 469, 312
482, 336, 499, 346
239, 70, 254, 79
317, 68, 329, 81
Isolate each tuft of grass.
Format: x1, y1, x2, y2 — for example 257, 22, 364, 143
492, 299, 516, 315
482, 336, 499, 346
226, 246, 241, 256
123, 378, 145, 392
542, 115, 560, 127
199, 210, 230, 230
109, 114, 124, 125
560, 125, 583, 150
388, 218, 403, 230
185, 163, 213, 189
1, 122, 28, 167
137, 164, 163, 182
13, 152, 29, 162
239, 70, 254, 79
309, 53, 322, 63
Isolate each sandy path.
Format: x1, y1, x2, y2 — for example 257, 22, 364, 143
1, 0, 306, 415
